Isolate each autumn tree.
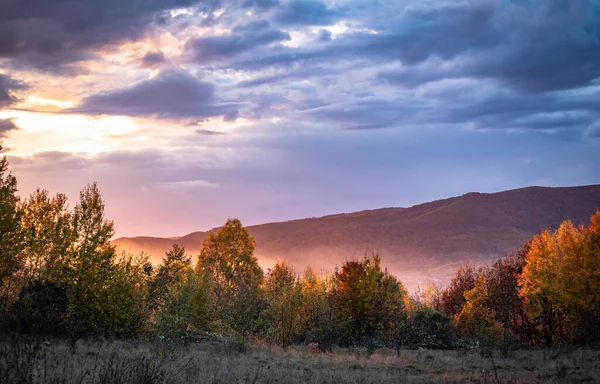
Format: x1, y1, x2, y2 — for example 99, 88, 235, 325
423, 282, 444, 312
196, 218, 263, 342
262, 260, 302, 349
20, 189, 74, 283
484, 248, 533, 346
457, 275, 504, 355
579, 210, 600, 343
440, 265, 477, 316
519, 213, 600, 346
519, 225, 577, 346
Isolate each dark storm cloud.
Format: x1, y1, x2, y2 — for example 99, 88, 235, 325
220, 0, 599, 136
0, 73, 27, 108
70, 70, 236, 119
0, 119, 19, 137
232, 2, 500, 70
0, 0, 219, 73
274, 0, 342, 26
140, 51, 166, 68
232, 0, 599, 94
439, 85, 600, 131
186, 21, 289, 62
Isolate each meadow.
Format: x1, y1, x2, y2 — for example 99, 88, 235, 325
1, 337, 599, 384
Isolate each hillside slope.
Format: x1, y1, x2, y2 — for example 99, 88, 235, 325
113, 184, 600, 289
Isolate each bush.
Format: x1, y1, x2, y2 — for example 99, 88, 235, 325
398, 309, 456, 349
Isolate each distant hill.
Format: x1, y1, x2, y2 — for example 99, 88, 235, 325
113, 185, 600, 290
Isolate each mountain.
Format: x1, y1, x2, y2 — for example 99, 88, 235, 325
113, 184, 600, 290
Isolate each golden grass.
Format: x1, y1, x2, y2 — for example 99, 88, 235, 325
1, 338, 599, 383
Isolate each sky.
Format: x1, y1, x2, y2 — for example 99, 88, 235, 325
0, 0, 599, 237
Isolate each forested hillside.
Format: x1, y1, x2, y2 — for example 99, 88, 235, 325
114, 184, 600, 288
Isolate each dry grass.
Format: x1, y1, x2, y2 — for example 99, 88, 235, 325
1, 338, 599, 384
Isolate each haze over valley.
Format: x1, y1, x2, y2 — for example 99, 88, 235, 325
115, 184, 600, 290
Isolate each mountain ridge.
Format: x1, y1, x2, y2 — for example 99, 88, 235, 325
113, 184, 600, 290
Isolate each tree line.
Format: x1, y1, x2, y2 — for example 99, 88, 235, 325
1, 146, 599, 353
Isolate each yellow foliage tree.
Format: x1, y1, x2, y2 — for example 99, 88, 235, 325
519, 212, 600, 346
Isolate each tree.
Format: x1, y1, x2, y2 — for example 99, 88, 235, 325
154, 268, 212, 341
102, 252, 154, 338
0, 146, 23, 293
579, 210, 600, 343
262, 260, 302, 349
296, 266, 334, 350
20, 189, 74, 283
196, 219, 263, 342
519, 214, 600, 346
441, 265, 477, 316
400, 308, 455, 349
519, 223, 578, 346
150, 244, 191, 308
423, 282, 444, 312
483, 248, 533, 346
332, 254, 406, 348
64, 183, 117, 337
457, 275, 504, 355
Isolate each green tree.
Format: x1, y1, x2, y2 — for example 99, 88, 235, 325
102, 252, 154, 337
332, 254, 406, 348
64, 183, 117, 337
154, 268, 212, 341
196, 218, 264, 342
150, 244, 191, 308
400, 308, 455, 349
296, 267, 334, 350
262, 260, 302, 349
0, 146, 23, 294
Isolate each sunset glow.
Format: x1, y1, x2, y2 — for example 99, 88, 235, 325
0, 0, 598, 237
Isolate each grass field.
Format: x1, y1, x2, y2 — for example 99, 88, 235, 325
1, 338, 599, 383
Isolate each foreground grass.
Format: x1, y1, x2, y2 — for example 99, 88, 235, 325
1, 338, 599, 383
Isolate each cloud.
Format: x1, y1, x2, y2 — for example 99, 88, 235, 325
274, 0, 342, 26
195, 129, 226, 135
231, 1, 599, 94
140, 51, 167, 68
242, 0, 280, 10
186, 21, 290, 62
152, 179, 220, 192
70, 70, 236, 119
236, 67, 335, 87
586, 121, 600, 138
0, 0, 219, 73
0, 73, 27, 108
0, 118, 19, 137
318, 29, 331, 42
